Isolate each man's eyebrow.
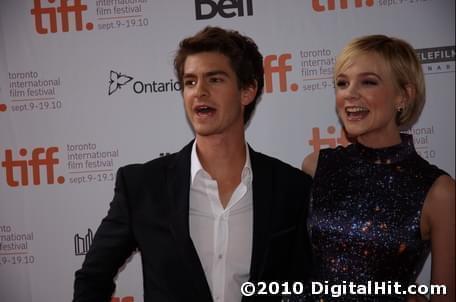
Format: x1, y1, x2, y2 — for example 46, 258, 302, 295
205, 70, 229, 77
183, 70, 230, 78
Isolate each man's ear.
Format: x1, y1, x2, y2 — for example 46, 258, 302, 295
241, 81, 258, 106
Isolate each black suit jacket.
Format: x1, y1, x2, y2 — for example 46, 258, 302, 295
73, 141, 312, 302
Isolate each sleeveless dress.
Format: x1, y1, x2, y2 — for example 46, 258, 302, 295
301, 134, 446, 301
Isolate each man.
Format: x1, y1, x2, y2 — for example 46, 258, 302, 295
73, 26, 312, 302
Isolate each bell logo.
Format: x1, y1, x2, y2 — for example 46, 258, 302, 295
195, 0, 253, 20
111, 297, 134, 302
312, 0, 374, 12
308, 126, 350, 152
30, 0, 93, 34
264, 54, 298, 93
1, 147, 65, 187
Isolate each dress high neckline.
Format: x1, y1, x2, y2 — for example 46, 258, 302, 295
353, 133, 415, 164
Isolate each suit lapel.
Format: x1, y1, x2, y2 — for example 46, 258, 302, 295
248, 147, 274, 281
166, 141, 212, 301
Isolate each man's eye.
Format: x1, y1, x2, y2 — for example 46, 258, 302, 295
210, 77, 223, 83
184, 80, 196, 86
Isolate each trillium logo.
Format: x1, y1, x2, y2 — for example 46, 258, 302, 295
108, 70, 133, 95
107, 70, 181, 96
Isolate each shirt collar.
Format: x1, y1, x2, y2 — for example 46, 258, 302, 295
190, 140, 252, 186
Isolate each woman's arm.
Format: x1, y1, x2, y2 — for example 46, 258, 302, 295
301, 151, 319, 177
421, 175, 455, 302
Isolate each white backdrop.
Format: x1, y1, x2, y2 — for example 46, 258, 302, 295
0, 1, 454, 301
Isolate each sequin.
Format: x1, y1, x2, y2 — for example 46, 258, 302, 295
297, 134, 446, 302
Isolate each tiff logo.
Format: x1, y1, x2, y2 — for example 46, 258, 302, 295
312, 0, 374, 12
74, 228, 93, 256
30, 0, 94, 34
195, 0, 253, 20
264, 54, 298, 93
111, 297, 134, 302
1, 147, 65, 187
308, 126, 349, 152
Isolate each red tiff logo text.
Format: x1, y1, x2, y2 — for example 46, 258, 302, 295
312, 0, 374, 12
264, 54, 299, 93
1, 147, 65, 187
309, 126, 349, 152
111, 297, 134, 302
31, 0, 93, 34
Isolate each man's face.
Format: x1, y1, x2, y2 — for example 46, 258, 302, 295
182, 52, 255, 139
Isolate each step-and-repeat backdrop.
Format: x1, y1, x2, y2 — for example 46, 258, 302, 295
1, 1, 454, 301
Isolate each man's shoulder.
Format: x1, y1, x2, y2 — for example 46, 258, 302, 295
118, 141, 193, 178
121, 153, 175, 174
251, 150, 313, 205
251, 149, 311, 181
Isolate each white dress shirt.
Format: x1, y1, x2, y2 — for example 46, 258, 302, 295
189, 141, 253, 302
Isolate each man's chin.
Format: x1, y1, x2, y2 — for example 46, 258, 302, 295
193, 127, 217, 137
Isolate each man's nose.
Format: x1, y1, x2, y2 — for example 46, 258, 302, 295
194, 80, 208, 98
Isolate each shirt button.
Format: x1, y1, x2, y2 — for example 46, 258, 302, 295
218, 254, 223, 259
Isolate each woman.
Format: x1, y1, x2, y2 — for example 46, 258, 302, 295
302, 35, 454, 301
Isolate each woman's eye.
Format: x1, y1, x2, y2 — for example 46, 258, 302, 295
336, 80, 348, 88
362, 79, 378, 86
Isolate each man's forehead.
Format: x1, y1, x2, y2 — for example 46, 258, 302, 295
183, 52, 233, 75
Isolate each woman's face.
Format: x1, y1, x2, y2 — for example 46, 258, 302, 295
335, 52, 405, 148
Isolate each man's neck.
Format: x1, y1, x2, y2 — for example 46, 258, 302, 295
195, 133, 247, 181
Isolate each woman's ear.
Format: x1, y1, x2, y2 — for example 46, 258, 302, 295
401, 84, 416, 108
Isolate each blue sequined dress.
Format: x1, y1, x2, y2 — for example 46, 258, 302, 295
303, 134, 446, 301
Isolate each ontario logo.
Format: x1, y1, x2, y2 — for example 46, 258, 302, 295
109, 71, 134, 95
107, 70, 181, 96
31, 0, 93, 34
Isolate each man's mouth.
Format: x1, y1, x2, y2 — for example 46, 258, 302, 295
195, 105, 216, 116
345, 106, 369, 120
